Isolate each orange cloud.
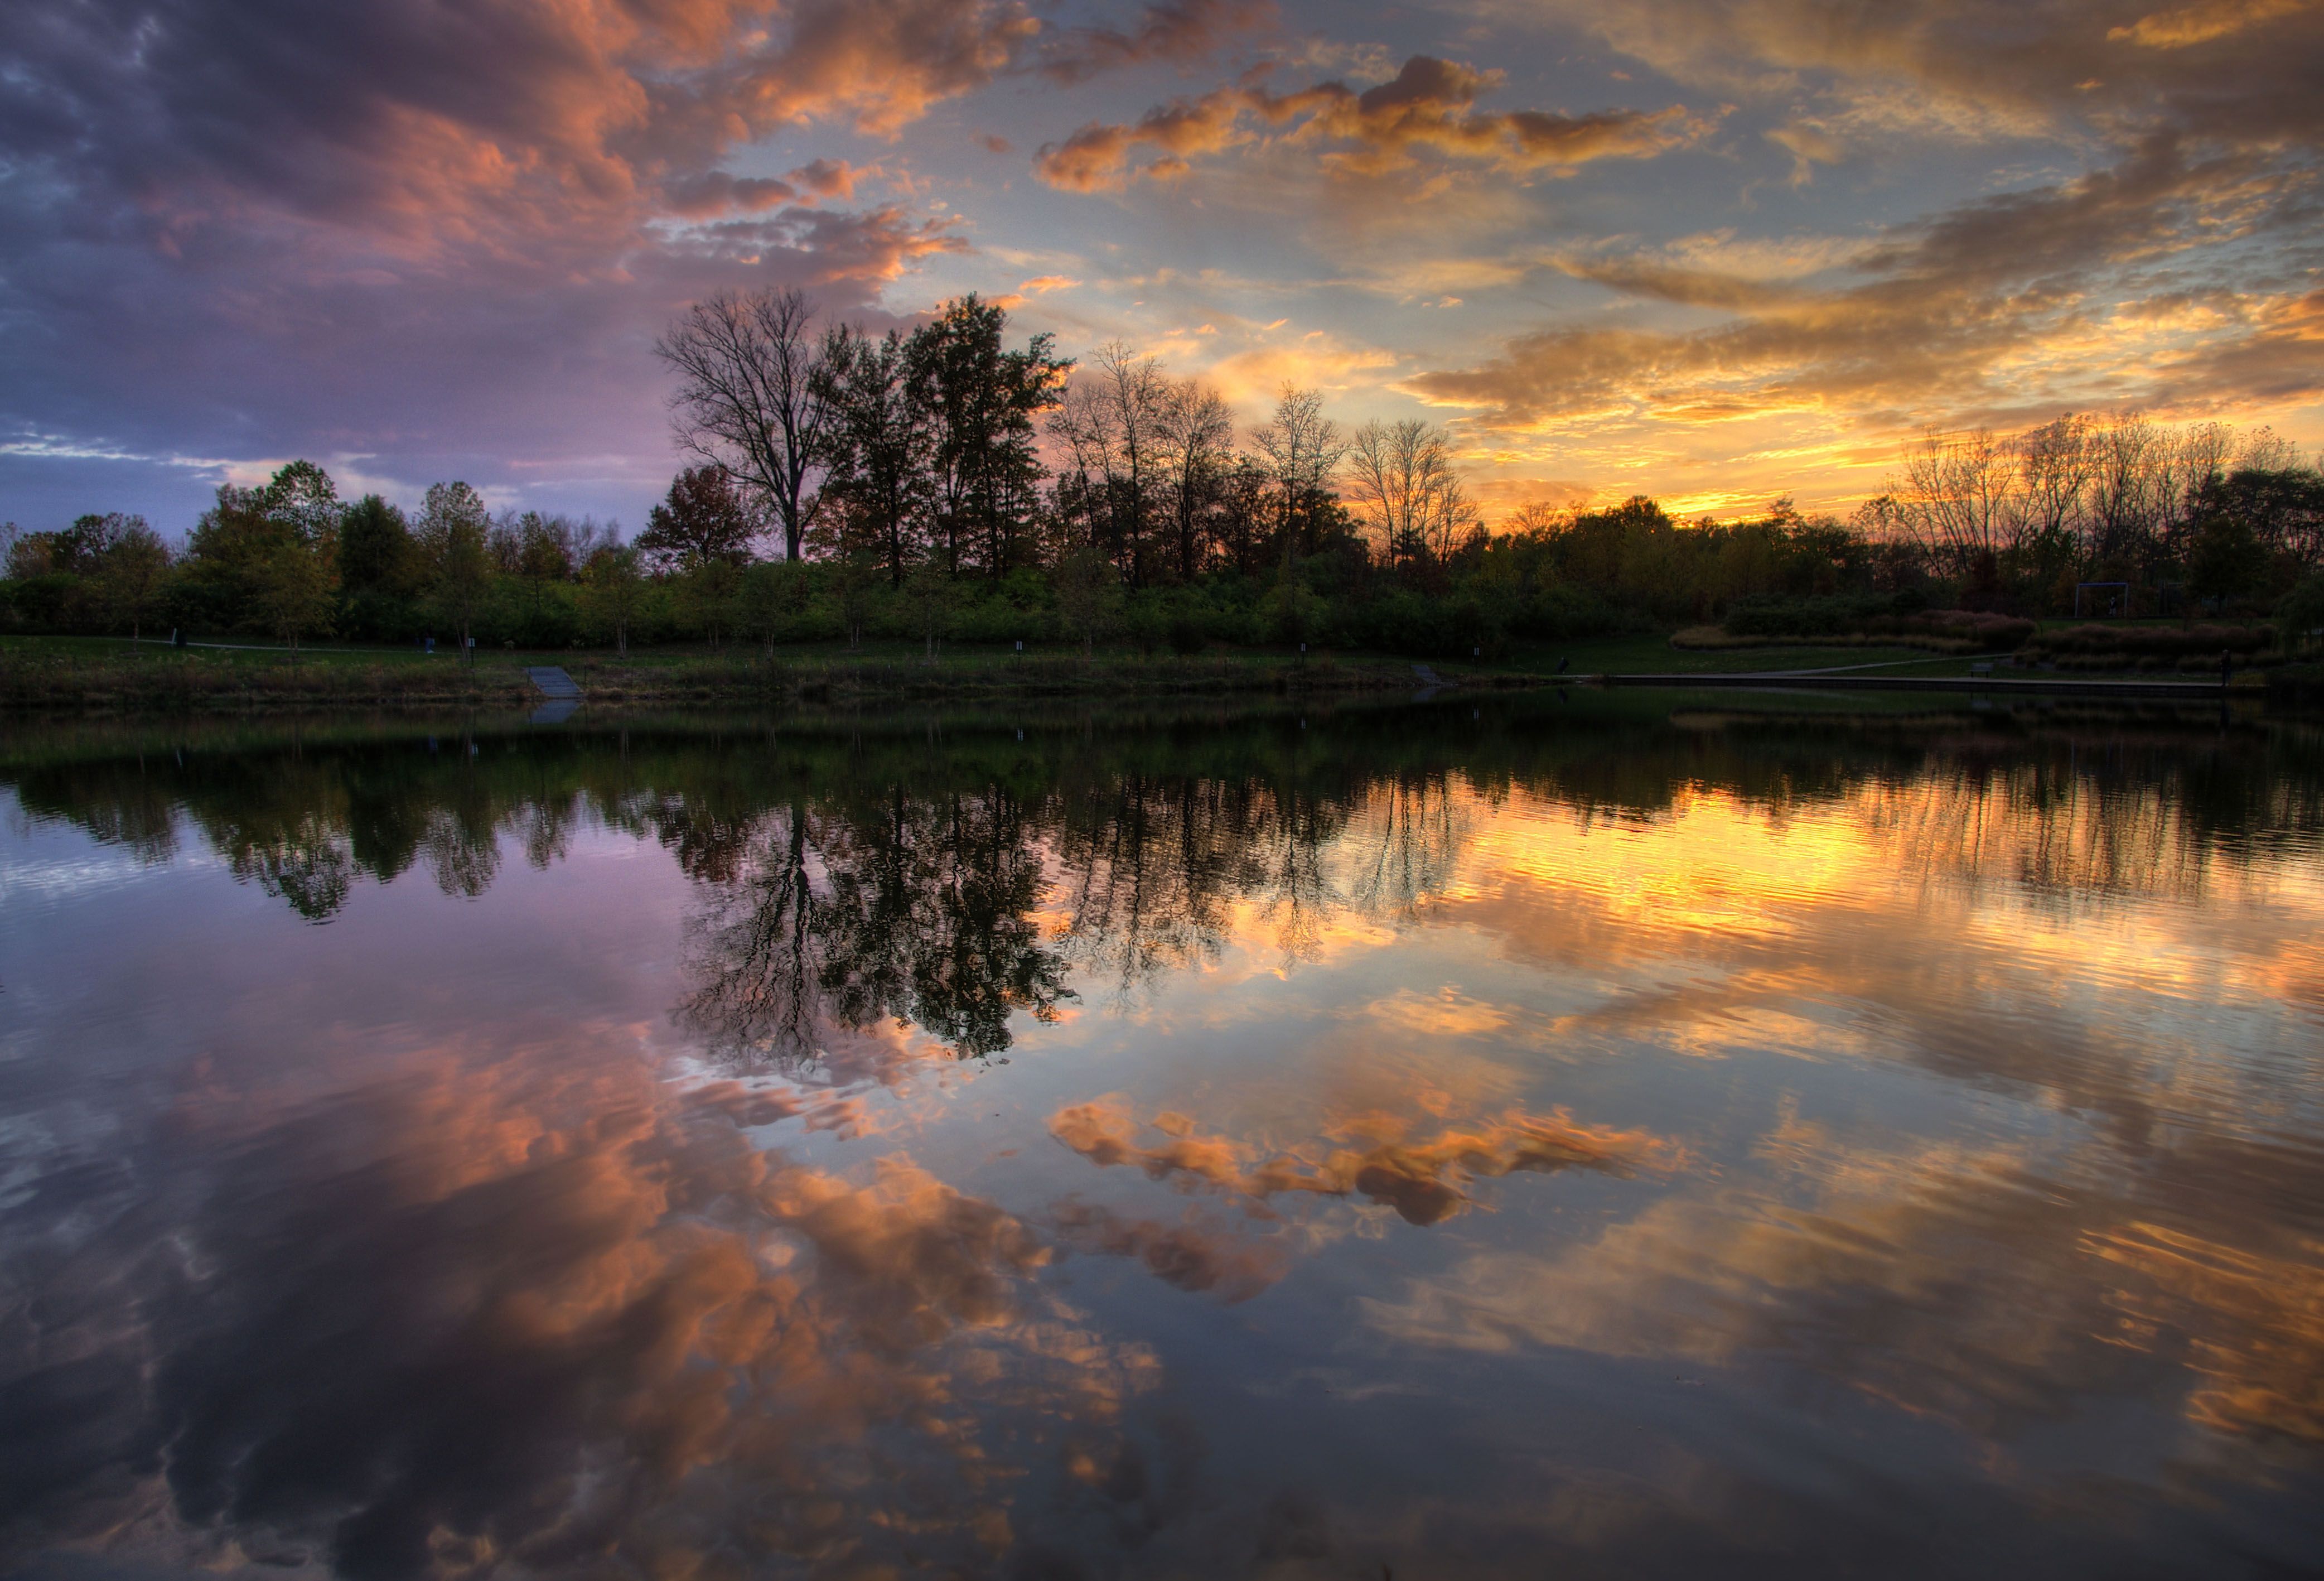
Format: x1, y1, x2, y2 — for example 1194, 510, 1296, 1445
1035, 54, 1702, 191
1049, 1097, 1671, 1225
1406, 136, 2323, 435
3, 1044, 1156, 1573
11, 0, 1060, 278
2109, 0, 2317, 49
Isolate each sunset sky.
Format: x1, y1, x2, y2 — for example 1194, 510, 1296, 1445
3, 0, 2320, 536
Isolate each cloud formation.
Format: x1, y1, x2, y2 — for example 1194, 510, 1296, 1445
1036, 54, 1702, 190
0, 0, 1074, 522
1037, 0, 1277, 83
1408, 133, 2323, 432
0, 0, 1051, 258
0, 1045, 1158, 1576
1049, 1096, 1668, 1225
1, 0, 2316, 532
1524, 0, 2324, 146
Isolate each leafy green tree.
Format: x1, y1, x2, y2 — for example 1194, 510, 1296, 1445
813, 326, 929, 586
262, 460, 342, 545
635, 465, 761, 571
2191, 466, 2324, 571
1054, 547, 1121, 657
337, 495, 418, 596
252, 536, 337, 663
2188, 509, 2266, 608
903, 560, 956, 662
2275, 571, 2324, 657
906, 295, 1069, 578
739, 560, 810, 656
678, 559, 741, 647
581, 543, 645, 655
416, 481, 491, 662
182, 464, 340, 635
98, 520, 172, 641
837, 547, 877, 649
336, 494, 422, 640
516, 511, 576, 625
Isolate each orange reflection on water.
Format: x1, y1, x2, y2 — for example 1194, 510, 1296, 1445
36, 1037, 1157, 1577
1050, 1096, 1674, 1225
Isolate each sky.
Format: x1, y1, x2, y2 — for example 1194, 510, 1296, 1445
2, 0, 2320, 537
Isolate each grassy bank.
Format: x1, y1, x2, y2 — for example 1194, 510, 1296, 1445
1, 626, 2279, 717
0, 635, 1534, 715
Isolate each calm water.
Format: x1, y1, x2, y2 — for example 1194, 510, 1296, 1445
2, 694, 2321, 1579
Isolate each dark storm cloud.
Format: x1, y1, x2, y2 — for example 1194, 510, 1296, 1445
0, 0, 1158, 524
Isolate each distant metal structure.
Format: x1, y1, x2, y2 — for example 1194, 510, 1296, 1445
2074, 581, 2130, 618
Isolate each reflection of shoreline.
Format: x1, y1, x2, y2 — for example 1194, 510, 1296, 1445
4, 703, 2322, 1577
11, 705, 2311, 915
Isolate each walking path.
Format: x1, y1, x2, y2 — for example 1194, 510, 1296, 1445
1601, 671, 2230, 699
1742, 652, 2014, 676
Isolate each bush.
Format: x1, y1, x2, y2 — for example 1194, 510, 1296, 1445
1166, 607, 1207, 654
1722, 593, 1898, 638
2022, 622, 2275, 661
2277, 574, 2324, 657
1721, 595, 2033, 652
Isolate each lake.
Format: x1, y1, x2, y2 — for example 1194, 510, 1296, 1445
2, 692, 2320, 1579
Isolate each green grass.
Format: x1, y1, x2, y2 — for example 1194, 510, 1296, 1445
1, 634, 442, 668
1477, 633, 1970, 677
0, 626, 2163, 718
0, 633, 1468, 715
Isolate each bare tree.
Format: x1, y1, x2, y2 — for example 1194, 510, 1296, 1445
2236, 425, 2301, 472
2085, 412, 2164, 566
1346, 419, 1476, 573
1250, 384, 1346, 560
1154, 377, 1234, 580
2015, 415, 2093, 545
1898, 426, 2021, 573
1048, 342, 1171, 585
655, 287, 833, 561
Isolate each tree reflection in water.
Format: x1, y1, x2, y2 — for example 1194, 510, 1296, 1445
674, 787, 1072, 1064
4, 696, 2322, 1579
8, 700, 2321, 1056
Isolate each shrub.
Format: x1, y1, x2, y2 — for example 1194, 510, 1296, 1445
2022, 622, 2275, 661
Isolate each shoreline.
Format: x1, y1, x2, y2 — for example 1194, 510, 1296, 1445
0, 646, 1530, 717
0, 635, 2301, 718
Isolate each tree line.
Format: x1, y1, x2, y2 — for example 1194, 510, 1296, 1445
1865, 413, 2324, 615
5, 286, 2320, 661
